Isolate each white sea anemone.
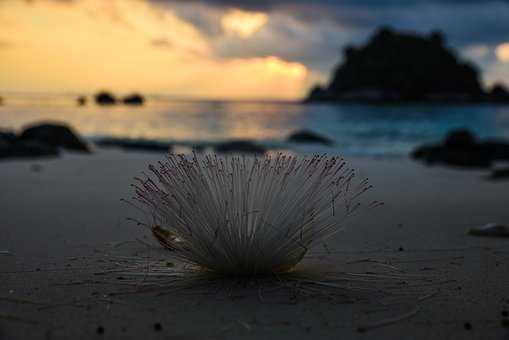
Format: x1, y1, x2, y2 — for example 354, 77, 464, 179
131, 152, 376, 277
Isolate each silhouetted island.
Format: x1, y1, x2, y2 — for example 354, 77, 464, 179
122, 93, 145, 105
306, 27, 509, 103
94, 91, 116, 105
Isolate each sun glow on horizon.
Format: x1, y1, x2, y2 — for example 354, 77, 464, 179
0, 0, 308, 100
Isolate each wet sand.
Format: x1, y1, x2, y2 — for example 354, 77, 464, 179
1, 150, 509, 339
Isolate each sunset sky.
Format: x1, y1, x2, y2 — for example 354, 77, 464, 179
1, 0, 508, 100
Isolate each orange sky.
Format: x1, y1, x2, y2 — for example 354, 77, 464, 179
0, 0, 312, 100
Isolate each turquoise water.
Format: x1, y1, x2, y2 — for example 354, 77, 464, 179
1, 93, 509, 157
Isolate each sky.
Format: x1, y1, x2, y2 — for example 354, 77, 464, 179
0, 0, 508, 100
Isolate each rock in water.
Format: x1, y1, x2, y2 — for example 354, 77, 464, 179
411, 129, 509, 168
214, 140, 266, 154
77, 96, 87, 106
487, 83, 509, 103
468, 223, 509, 237
288, 129, 334, 145
122, 93, 145, 105
94, 91, 116, 105
20, 123, 90, 152
96, 137, 171, 152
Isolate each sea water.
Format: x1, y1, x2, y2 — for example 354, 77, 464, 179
1, 93, 509, 157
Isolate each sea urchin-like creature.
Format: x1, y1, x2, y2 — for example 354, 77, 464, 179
130, 152, 377, 277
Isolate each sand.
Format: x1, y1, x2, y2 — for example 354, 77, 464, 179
1, 149, 509, 339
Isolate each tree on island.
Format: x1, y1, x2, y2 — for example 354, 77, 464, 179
306, 27, 508, 103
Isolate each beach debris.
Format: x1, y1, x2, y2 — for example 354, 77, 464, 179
214, 140, 266, 154
467, 223, 509, 237
0, 313, 39, 325
153, 323, 162, 331
502, 319, 509, 328
464, 322, 472, 330
151, 225, 182, 250
96, 326, 105, 334
502, 310, 508, 317
0, 250, 12, 255
287, 129, 334, 146
129, 152, 374, 276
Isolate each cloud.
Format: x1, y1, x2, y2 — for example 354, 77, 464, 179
496, 43, 509, 62
220, 9, 268, 38
0, 0, 309, 99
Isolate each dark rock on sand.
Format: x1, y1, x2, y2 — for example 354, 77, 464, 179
77, 96, 87, 106
412, 129, 509, 168
20, 123, 90, 152
214, 140, 266, 154
95, 91, 116, 105
288, 129, 334, 145
0, 130, 17, 144
488, 167, 509, 181
468, 223, 509, 237
96, 137, 171, 153
0, 139, 59, 159
306, 27, 484, 103
122, 93, 145, 105
1, 128, 60, 159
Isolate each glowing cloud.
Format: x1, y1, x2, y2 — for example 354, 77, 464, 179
221, 9, 268, 38
496, 43, 509, 62
0, 0, 308, 100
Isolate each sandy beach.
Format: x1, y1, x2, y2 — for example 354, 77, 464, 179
1, 149, 508, 339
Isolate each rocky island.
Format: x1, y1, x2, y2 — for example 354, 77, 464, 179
306, 27, 509, 103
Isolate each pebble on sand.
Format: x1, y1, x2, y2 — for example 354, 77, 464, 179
467, 223, 509, 237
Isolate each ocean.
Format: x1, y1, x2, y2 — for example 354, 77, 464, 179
2, 93, 509, 157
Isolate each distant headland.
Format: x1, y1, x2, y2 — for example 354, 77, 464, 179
306, 27, 509, 104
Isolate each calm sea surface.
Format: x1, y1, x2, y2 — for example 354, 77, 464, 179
1, 93, 509, 157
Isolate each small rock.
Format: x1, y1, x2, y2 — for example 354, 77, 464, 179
288, 129, 334, 146
96, 326, 104, 334
464, 322, 472, 330
502, 310, 508, 317
468, 223, 509, 237
96, 138, 171, 153
30, 164, 43, 172
444, 129, 476, 149
488, 167, 509, 181
214, 140, 266, 154
77, 96, 86, 106
122, 93, 145, 105
20, 123, 90, 152
153, 323, 162, 331
95, 91, 116, 105
411, 129, 496, 168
